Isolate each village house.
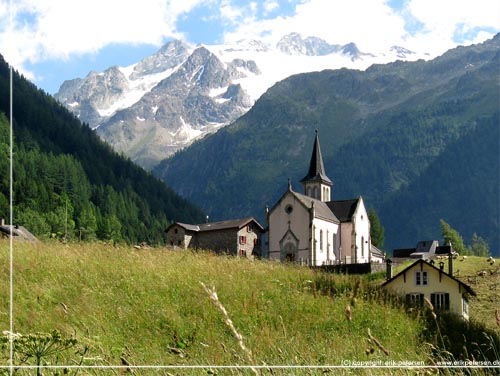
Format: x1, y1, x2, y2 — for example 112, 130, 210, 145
382, 258, 475, 320
165, 217, 264, 258
266, 131, 381, 266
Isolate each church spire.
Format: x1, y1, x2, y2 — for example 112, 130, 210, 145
301, 130, 333, 201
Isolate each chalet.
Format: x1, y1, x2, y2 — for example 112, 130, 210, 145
382, 258, 475, 320
266, 131, 381, 266
165, 217, 264, 258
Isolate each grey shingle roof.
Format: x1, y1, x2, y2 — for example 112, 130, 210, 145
292, 191, 339, 223
168, 217, 264, 233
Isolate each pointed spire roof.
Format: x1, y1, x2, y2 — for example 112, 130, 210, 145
300, 130, 332, 185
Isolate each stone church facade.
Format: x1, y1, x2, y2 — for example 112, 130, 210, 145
266, 131, 376, 266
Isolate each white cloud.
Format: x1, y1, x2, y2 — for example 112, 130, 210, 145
223, 0, 499, 55
0, 0, 205, 70
1, 0, 498, 80
397, 0, 500, 55
263, 0, 279, 15
223, 0, 408, 51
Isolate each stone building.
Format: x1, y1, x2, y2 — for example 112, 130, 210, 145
165, 217, 264, 258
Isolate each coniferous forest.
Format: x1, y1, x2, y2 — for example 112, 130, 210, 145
0, 55, 205, 244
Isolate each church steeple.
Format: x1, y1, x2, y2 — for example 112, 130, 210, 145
301, 130, 333, 202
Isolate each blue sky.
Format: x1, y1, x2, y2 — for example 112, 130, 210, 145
1, 0, 498, 94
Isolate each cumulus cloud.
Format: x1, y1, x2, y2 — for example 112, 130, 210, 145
1, 0, 498, 79
0, 0, 205, 69
222, 0, 498, 55
223, 0, 408, 50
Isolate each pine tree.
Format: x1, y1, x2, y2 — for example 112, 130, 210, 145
440, 219, 467, 255
368, 207, 384, 249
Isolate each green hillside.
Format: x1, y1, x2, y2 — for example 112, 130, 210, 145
154, 34, 500, 255
0, 55, 205, 244
1, 240, 498, 374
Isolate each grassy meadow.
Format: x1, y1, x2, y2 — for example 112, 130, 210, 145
0, 240, 498, 375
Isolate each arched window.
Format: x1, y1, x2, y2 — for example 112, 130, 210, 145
320, 230, 323, 252
313, 187, 318, 199
361, 236, 365, 257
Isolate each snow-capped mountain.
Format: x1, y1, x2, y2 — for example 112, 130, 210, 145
55, 33, 426, 169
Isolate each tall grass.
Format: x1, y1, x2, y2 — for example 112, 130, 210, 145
0, 240, 456, 374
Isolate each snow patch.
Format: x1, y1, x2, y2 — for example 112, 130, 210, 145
209, 86, 229, 98
96, 65, 177, 118
170, 117, 203, 144
136, 116, 145, 122
67, 101, 79, 107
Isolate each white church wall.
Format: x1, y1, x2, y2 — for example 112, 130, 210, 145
352, 198, 371, 264
268, 192, 311, 263
311, 217, 339, 266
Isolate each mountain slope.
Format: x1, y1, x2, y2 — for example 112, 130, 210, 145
55, 33, 427, 169
153, 34, 500, 254
0, 54, 205, 243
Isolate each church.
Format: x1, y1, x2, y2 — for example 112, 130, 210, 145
266, 131, 381, 266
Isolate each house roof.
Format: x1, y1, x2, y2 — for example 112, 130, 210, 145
371, 245, 385, 259
167, 217, 264, 234
0, 224, 38, 242
381, 259, 476, 296
327, 198, 360, 222
300, 130, 332, 185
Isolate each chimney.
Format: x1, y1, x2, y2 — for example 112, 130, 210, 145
386, 258, 393, 280
446, 241, 453, 275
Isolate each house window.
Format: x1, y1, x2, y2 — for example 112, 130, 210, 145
254, 238, 261, 246
431, 293, 450, 311
247, 224, 252, 233
405, 293, 424, 307
415, 271, 428, 285
240, 249, 247, 257
239, 236, 247, 244
174, 228, 178, 234
463, 297, 469, 317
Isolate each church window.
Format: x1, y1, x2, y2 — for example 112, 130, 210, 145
307, 187, 312, 197
320, 230, 323, 252
285, 204, 293, 214
361, 236, 364, 257
313, 187, 318, 199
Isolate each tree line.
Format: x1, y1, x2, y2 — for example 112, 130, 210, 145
0, 55, 206, 244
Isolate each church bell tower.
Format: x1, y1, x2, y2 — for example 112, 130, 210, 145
301, 130, 333, 202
